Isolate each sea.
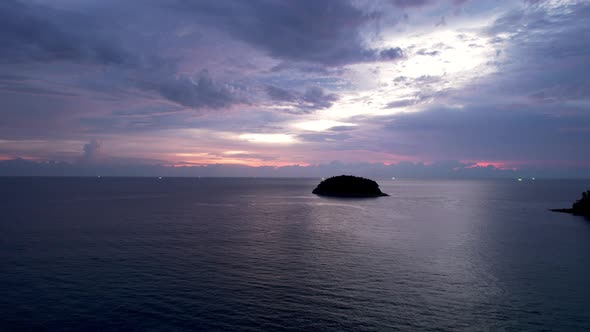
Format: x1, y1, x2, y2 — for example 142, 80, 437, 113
1, 177, 590, 331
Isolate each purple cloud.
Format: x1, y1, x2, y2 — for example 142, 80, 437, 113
171, 0, 404, 66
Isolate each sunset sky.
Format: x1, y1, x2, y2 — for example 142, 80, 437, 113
1, 0, 589, 177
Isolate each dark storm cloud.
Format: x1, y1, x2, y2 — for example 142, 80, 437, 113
390, 0, 433, 8
0, 1, 244, 111
389, 0, 467, 8
0, 0, 407, 119
266, 86, 338, 112
0, 0, 133, 66
379, 47, 405, 60
265, 86, 296, 102
138, 70, 238, 109
302, 87, 339, 110
269, 62, 348, 75
172, 0, 404, 66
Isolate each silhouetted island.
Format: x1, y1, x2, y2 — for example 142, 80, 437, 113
312, 175, 389, 198
550, 190, 590, 218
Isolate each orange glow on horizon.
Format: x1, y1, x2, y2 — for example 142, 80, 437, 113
170, 158, 310, 168
0, 155, 40, 161
465, 161, 517, 170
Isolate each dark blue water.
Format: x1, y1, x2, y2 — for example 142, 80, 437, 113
1, 177, 590, 331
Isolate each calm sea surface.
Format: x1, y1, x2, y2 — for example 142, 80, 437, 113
1, 177, 590, 331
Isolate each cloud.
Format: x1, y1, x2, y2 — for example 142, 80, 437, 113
0, 0, 134, 66
391, 0, 471, 10
390, 0, 433, 8
360, 0, 590, 165
82, 139, 102, 162
301, 87, 339, 110
379, 47, 405, 60
1, 0, 589, 176
265, 86, 296, 102
435, 16, 446, 27
220, 152, 277, 162
138, 70, 239, 109
299, 132, 352, 143
0, 1, 244, 111
385, 99, 416, 108
389, 0, 468, 9
330, 126, 358, 132
172, 0, 404, 66
485, 1, 590, 103
266, 86, 338, 112
380, 104, 590, 162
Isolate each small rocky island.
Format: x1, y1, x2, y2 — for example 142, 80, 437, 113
551, 190, 590, 218
312, 175, 389, 198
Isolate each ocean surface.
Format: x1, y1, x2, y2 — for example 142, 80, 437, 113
1, 177, 590, 331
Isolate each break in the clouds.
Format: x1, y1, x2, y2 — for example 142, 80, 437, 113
1, 0, 589, 177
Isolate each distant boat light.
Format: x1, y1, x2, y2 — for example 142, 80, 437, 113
518, 178, 523, 182
532, 177, 536, 180
392, 177, 396, 180
158, 177, 163, 180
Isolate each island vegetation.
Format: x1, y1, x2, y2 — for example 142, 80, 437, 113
551, 190, 590, 218
312, 175, 389, 198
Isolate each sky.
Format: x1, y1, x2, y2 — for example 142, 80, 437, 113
1, 0, 589, 177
